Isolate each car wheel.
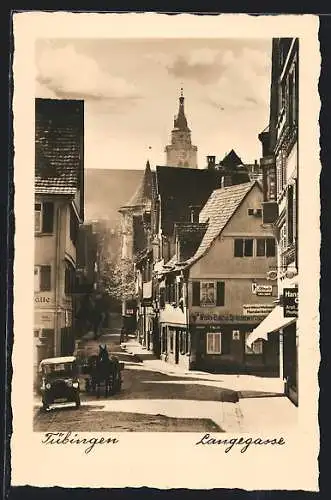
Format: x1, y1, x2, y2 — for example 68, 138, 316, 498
42, 401, 49, 412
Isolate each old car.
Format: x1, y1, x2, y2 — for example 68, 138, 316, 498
39, 356, 81, 411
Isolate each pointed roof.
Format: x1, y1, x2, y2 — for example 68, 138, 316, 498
173, 88, 190, 131
120, 161, 156, 210
219, 149, 243, 169
184, 181, 260, 267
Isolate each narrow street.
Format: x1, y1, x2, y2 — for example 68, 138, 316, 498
34, 328, 240, 433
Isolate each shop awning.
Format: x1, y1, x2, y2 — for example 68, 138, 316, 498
246, 306, 296, 348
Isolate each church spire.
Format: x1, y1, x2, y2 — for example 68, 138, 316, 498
173, 88, 190, 131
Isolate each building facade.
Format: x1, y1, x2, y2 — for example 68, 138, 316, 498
158, 181, 279, 373
34, 98, 84, 382
247, 38, 299, 405
164, 89, 198, 169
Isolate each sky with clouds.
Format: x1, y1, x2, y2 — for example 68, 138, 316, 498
35, 38, 272, 170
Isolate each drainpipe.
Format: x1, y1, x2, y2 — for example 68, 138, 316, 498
54, 205, 61, 356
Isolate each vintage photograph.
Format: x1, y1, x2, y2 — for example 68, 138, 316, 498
11, 12, 320, 491
33, 35, 300, 434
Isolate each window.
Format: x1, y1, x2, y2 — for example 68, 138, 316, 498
169, 328, 174, 353
200, 281, 216, 306
256, 238, 276, 257
180, 330, 186, 354
35, 202, 54, 234
35, 203, 42, 232
247, 208, 262, 217
206, 333, 222, 354
192, 281, 225, 307
287, 185, 294, 244
70, 206, 78, 245
34, 265, 51, 291
161, 327, 167, 353
234, 239, 253, 257
245, 332, 263, 355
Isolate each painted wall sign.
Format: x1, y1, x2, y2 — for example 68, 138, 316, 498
243, 304, 275, 316
34, 311, 54, 328
190, 312, 266, 324
34, 295, 51, 304
283, 287, 298, 317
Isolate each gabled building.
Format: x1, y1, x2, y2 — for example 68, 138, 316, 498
157, 181, 279, 374
118, 161, 156, 336
34, 98, 84, 380
247, 38, 299, 405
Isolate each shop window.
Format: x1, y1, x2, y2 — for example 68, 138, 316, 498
245, 332, 263, 354
34, 265, 51, 292
206, 332, 222, 354
192, 281, 225, 307
35, 202, 54, 234
180, 330, 188, 354
169, 329, 174, 353
256, 238, 276, 257
162, 327, 167, 353
234, 239, 253, 257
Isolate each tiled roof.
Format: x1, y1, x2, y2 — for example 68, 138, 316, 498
156, 166, 221, 236
35, 98, 84, 195
185, 181, 258, 266
121, 161, 155, 209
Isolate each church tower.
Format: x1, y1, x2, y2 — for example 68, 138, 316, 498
165, 89, 198, 169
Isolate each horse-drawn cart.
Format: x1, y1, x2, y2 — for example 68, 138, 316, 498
78, 344, 124, 398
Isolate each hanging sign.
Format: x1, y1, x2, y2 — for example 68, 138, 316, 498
283, 288, 298, 317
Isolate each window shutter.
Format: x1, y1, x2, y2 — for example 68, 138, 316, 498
216, 281, 225, 306
40, 265, 51, 291
42, 202, 54, 233
234, 239, 243, 257
192, 281, 200, 306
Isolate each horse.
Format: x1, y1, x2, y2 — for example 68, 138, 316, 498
88, 345, 121, 398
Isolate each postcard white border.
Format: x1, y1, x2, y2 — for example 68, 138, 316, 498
12, 12, 320, 491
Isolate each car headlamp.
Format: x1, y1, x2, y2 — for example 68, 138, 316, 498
45, 383, 51, 390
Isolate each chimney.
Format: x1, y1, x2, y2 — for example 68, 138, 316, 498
207, 155, 216, 170
189, 205, 201, 223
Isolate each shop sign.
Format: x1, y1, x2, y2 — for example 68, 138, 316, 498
34, 311, 54, 328
243, 304, 275, 317
252, 284, 273, 296
34, 293, 54, 305
283, 288, 298, 317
